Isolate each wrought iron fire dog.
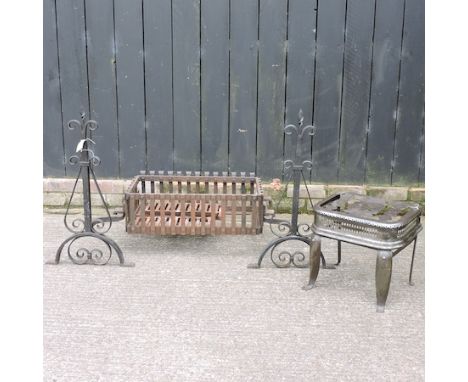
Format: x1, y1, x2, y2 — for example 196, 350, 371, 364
248, 111, 333, 269
49, 114, 134, 266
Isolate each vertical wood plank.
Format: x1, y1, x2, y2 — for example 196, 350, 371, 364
365, 0, 405, 185
229, 0, 258, 173
85, 0, 119, 177
114, 0, 146, 177
43, 0, 65, 176
56, 0, 89, 175
144, 0, 174, 172
284, 0, 317, 168
256, 0, 288, 179
311, 0, 347, 183
392, 0, 425, 186
45, 0, 423, 187
418, 121, 425, 185
338, 0, 376, 183
200, 0, 229, 172
173, 0, 201, 171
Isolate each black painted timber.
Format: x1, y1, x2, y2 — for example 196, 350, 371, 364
284, 0, 317, 175
172, 0, 201, 172
43, 0, 424, 185
143, 0, 174, 172
392, 0, 425, 186
256, 0, 288, 179
56, 0, 90, 175
338, 0, 376, 183
85, 0, 119, 178
43, 0, 65, 176
200, 0, 230, 172
114, 0, 146, 177
366, 0, 405, 185
228, 0, 258, 174
311, 0, 347, 184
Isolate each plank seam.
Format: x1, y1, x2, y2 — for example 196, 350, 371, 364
83, 0, 91, 122
227, 0, 232, 173
364, 0, 378, 184
417, 111, 425, 186
281, 0, 290, 182
390, 0, 407, 185
53, 0, 67, 175
337, 0, 349, 182
254, 0, 260, 175
170, 0, 175, 171
142, 0, 148, 172
310, 0, 319, 182
111, 0, 121, 177
199, 0, 203, 172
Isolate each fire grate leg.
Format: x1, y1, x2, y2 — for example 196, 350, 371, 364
408, 236, 418, 286
335, 240, 342, 266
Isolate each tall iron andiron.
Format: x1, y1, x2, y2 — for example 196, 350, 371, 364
49, 115, 134, 267
248, 111, 331, 269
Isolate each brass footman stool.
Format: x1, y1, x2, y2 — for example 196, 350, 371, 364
303, 193, 422, 312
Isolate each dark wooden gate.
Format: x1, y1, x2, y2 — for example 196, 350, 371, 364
44, 0, 424, 185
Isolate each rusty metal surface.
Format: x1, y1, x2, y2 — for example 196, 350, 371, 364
124, 171, 264, 235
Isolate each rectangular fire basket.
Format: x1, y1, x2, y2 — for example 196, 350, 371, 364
124, 171, 265, 235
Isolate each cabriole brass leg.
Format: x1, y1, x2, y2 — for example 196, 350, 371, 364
376, 250, 393, 312
302, 235, 321, 290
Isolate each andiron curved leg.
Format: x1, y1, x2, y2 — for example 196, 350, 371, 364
335, 240, 342, 266
48, 232, 134, 267
248, 235, 328, 269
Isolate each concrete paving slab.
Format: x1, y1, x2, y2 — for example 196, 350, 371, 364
44, 213, 424, 382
